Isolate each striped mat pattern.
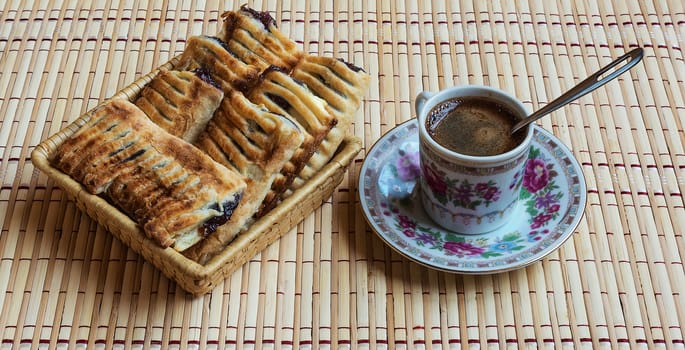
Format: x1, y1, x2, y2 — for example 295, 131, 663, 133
1, 1, 684, 348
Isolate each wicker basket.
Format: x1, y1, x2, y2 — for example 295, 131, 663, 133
31, 58, 362, 295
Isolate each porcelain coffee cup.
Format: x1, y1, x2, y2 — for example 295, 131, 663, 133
415, 85, 534, 234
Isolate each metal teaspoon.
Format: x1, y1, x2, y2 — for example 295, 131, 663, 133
510, 48, 644, 134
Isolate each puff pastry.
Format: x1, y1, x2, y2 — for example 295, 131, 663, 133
134, 68, 223, 142
52, 99, 247, 251
247, 66, 338, 212
218, 5, 302, 71
176, 35, 260, 93
185, 90, 304, 262
212, 7, 371, 216
282, 56, 371, 192
253, 59, 370, 215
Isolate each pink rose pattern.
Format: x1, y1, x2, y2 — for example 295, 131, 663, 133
395, 150, 421, 181
385, 211, 525, 258
381, 145, 562, 259
521, 147, 562, 240
523, 158, 548, 193
421, 162, 502, 210
443, 241, 485, 256
422, 162, 449, 195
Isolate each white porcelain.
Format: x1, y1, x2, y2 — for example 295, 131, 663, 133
415, 86, 534, 234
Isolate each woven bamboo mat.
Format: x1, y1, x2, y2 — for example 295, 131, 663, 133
1, 0, 684, 348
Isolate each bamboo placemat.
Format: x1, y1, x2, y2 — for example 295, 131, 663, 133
1, 0, 684, 348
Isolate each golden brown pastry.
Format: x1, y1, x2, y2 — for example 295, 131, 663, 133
176, 35, 260, 93
253, 57, 371, 215
246, 66, 339, 213
205, 8, 370, 217
218, 5, 303, 71
52, 99, 247, 251
134, 68, 223, 142
292, 55, 370, 120
185, 90, 304, 262
279, 55, 371, 196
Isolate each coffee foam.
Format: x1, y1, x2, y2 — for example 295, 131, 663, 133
426, 97, 526, 157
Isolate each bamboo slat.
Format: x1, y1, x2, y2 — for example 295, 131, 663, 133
1, 0, 684, 348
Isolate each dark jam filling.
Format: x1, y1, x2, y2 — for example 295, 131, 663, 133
233, 79, 251, 93
262, 65, 305, 85
192, 67, 221, 90
337, 58, 365, 72
266, 93, 291, 111
202, 193, 243, 236
120, 148, 147, 163
207, 36, 232, 53
241, 4, 277, 28
263, 65, 287, 75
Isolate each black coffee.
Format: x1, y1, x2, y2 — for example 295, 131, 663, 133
425, 96, 526, 156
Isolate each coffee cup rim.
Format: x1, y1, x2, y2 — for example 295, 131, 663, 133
417, 85, 534, 163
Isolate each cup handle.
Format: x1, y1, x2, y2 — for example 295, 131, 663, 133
415, 91, 434, 118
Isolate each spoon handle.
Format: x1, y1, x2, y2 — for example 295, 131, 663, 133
511, 47, 644, 134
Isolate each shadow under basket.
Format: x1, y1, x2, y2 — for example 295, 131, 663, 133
31, 58, 362, 296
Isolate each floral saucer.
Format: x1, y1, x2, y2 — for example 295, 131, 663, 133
358, 119, 586, 274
